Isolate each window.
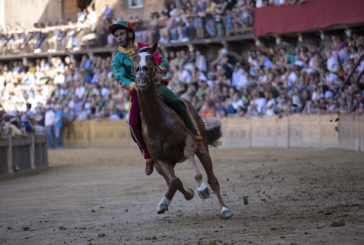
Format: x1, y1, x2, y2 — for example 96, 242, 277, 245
128, 0, 143, 9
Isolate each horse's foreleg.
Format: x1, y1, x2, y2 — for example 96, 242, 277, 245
188, 155, 210, 199
160, 162, 194, 201
197, 152, 233, 219
154, 162, 194, 214
154, 162, 173, 214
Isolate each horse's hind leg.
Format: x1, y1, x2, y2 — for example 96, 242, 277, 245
154, 162, 194, 214
197, 152, 233, 219
188, 155, 210, 199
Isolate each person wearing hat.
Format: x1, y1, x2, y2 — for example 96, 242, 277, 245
110, 20, 206, 176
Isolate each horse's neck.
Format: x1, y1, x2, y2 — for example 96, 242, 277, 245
137, 86, 167, 126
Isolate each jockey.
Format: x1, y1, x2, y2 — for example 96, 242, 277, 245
110, 20, 206, 175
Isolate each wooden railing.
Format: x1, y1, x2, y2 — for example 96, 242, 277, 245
0, 134, 48, 176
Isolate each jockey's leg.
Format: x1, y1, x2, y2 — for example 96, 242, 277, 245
156, 84, 206, 154
129, 91, 154, 175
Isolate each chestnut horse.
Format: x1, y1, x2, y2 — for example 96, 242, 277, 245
132, 42, 232, 219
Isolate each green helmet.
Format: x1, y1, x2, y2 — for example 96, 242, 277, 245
109, 20, 135, 35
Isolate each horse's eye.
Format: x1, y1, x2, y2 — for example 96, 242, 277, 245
136, 67, 140, 72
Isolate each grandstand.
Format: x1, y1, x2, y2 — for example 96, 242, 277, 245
0, 0, 363, 147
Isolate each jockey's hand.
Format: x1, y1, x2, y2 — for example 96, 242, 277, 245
129, 82, 135, 91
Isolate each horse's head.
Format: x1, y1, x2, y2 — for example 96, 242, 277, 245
133, 42, 159, 90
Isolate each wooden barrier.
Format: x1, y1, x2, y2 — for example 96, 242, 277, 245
62, 120, 131, 148
0, 134, 48, 176
220, 114, 341, 149
338, 114, 364, 152
61, 115, 363, 152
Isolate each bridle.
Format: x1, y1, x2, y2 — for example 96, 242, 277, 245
133, 49, 158, 88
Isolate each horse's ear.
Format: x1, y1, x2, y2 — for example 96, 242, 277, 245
151, 41, 159, 54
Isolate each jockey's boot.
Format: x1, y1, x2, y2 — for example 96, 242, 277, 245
145, 160, 154, 175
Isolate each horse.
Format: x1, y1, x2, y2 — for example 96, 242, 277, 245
132, 42, 233, 219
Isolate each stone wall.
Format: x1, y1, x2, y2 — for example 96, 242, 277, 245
1, 0, 62, 28
0, 0, 166, 32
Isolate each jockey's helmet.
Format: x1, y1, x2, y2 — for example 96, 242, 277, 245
109, 21, 135, 36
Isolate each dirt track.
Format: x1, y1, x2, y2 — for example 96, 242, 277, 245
0, 147, 364, 245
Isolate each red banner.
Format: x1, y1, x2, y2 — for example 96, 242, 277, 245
254, 0, 364, 36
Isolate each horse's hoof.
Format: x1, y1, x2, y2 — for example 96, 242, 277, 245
221, 206, 233, 219
157, 204, 168, 214
157, 196, 170, 214
198, 186, 210, 199
185, 188, 194, 201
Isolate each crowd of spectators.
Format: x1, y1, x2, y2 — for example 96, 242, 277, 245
132, 0, 254, 44
1, 31, 363, 146
0, 6, 97, 55
0, 54, 129, 148
165, 33, 364, 117
0, 0, 313, 55
1, 1, 363, 147
100, 0, 306, 46
1, 0, 254, 54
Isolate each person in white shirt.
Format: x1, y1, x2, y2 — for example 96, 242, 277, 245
54, 71, 65, 85
75, 82, 86, 99
327, 51, 339, 73
195, 51, 207, 72
45, 106, 55, 149
232, 62, 248, 88
177, 64, 192, 83
255, 92, 267, 115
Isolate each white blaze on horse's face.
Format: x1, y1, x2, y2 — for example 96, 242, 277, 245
135, 50, 153, 88
139, 52, 149, 69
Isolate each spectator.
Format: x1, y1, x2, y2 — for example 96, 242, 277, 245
232, 62, 248, 88
34, 104, 45, 134
194, 0, 207, 39
148, 12, 161, 43
20, 103, 35, 133
45, 105, 55, 149
53, 104, 63, 149
101, 4, 113, 23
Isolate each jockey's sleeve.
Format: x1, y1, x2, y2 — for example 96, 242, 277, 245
111, 53, 134, 91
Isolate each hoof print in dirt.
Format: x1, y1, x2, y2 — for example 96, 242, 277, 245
331, 221, 345, 227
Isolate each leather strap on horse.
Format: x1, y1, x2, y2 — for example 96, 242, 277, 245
183, 101, 202, 139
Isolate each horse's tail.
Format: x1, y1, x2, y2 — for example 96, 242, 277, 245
204, 118, 222, 147
184, 100, 222, 147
